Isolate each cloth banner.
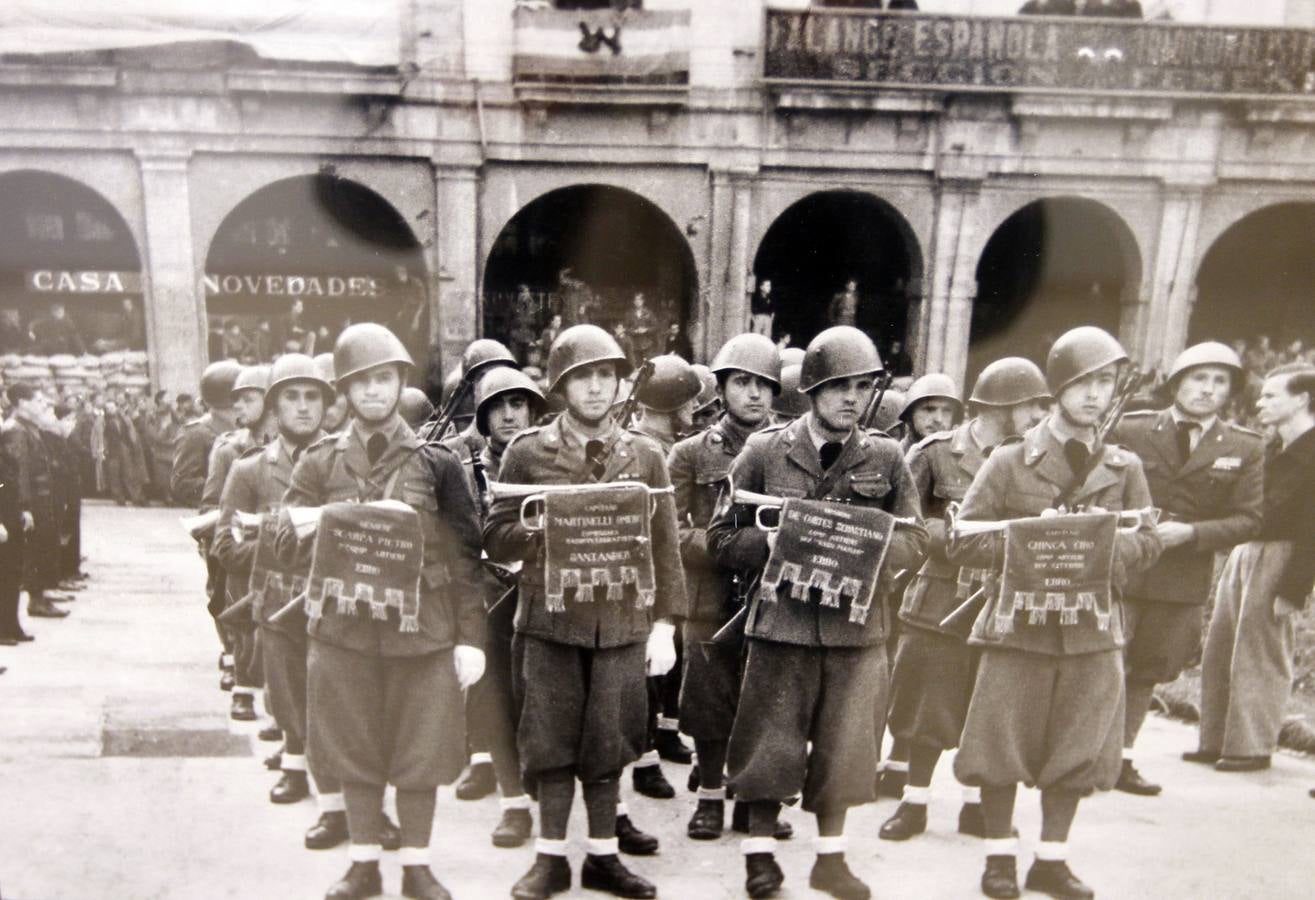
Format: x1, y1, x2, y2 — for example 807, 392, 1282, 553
542, 484, 656, 613
305, 501, 424, 632
246, 515, 306, 623
994, 512, 1118, 635
759, 499, 896, 626
513, 8, 690, 83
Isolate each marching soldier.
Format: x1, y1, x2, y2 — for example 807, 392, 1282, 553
879, 358, 1051, 844
173, 360, 242, 689
485, 324, 687, 900
1112, 342, 1263, 795
667, 333, 791, 842
708, 326, 928, 900
947, 327, 1162, 900
631, 354, 703, 793
3, 385, 67, 620
207, 364, 273, 723
464, 366, 547, 848
276, 323, 490, 900
898, 373, 962, 455
770, 363, 809, 425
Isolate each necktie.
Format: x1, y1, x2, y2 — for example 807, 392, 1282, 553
1063, 439, 1090, 477
366, 432, 388, 466
1176, 421, 1197, 462
585, 439, 606, 480
820, 441, 843, 470
292, 446, 303, 467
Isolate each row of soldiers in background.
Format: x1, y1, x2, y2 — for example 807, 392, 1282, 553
173, 311, 1314, 900
0, 382, 89, 668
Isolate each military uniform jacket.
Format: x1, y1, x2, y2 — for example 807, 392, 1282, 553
667, 416, 756, 624
2, 419, 53, 520
213, 437, 317, 631
483, 414, 688, 649
276, 418, 489, 657
947, 419, 1163, 655
171, 415, 224, 510
1114, 409, 1263, 605
201, 429, 255, 515
707, 416, 928, 648
900, 423, 989, 635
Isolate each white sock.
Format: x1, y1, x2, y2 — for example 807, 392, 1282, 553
741, 837, 776, 855
697, 786, 727, 801
500, 794, 531, 811
587, 837, 619, 856
1035, 841, 1067, 862
815, 835, 847, 856
634, 750, 660, 768
469, 751, 492, 766
657, 716, 680, 731
984, 838, 1019, 858
616, 800, 630, 818
281, 753, 306, 772
882, 759, 908, 773
536, 837, 568, 857
901, 785, 931, 805
398, 846, 429, 866
962, 785, 981, 804
348, 843, 382, 863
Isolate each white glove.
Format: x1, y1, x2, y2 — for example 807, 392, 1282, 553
0, 523, 8, 544
21, 511, 34, 533
646, 620, 677, 677
453, 645, 486, 689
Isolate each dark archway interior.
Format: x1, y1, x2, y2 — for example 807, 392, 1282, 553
752, 190, 917, 353
205, 174, 427, 366
0, 170, 144, 353
482, 184, 697, 362
970, 198, 1135, 384
1192, 203, 1315, 348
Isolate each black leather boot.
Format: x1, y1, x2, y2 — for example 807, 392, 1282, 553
1114, 759, 1162, 796
631, 764, 675, 799
981, 855, 1021, 899
809, 854, 870, 900
258, 724, 283, 742
687, 798, 724, 840
305, 811, 349, 850
229, 692, 257, 721
511, 854, 572, 899
879, 802, 927, 841
1024, 860, 1094, 899
655, 729, 693, 763
492, 807, 534, 848
325, 861, 382, 900
379, 814, 402, 852
745, 853, 785, 898
270, 769, 310, 804
400, 865, 451, 900
616, 814, 659, 856
581, 854, 656, 899
454, 761, 496, 801
959, 802, 986, 837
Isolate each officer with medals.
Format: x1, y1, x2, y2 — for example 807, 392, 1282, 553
1111, 342, 1263, 795
173, 359, 241, 688
276, 323, 490, 900
708, 326, 928, 900
879, 358, 1051, 843
631, 354, 703, 795
948, 327, 1163, 900
666, 333, 792, 843
484, 324, 687, 900
208, 364, 274, 723
464, 366, 547, 848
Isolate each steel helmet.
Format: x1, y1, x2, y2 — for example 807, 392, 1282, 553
265, 354, 332, 403
1045, 326, 1128, 393
635, 354, 702, 413
799, 326, 883, 393
461, 339, 519, 382
475, 367, 548, 437
690, 364, 719, 413
710, 333, 782, 393
199, 359, 243, 409
970, 357, 1052, 407
312, 352, 336, 385
780, 347, 806, 368
230, 364, 272, 398
1166, 341, 1243, 387
333, 323, 413, 386
546, 324, 633, 393
866, 388, 906, 434
771, 364, 810, 419
398, 387, 435, 429
899, 373, 962, 421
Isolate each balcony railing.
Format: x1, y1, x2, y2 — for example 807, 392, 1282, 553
513, 7, 690, 87
763, 8, 1315, 101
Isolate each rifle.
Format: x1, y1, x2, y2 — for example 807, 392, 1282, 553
583, 359, 655, 482
862, 371, 896, 433
419, 376, 473, 445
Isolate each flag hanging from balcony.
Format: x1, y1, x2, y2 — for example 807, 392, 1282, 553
514, 7, 690, 85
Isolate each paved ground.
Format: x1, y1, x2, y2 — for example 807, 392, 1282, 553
2, 502, 1314, 900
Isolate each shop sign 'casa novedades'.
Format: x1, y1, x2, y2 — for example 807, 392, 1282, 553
27, 270, 143, 294
203, 272, 382, 299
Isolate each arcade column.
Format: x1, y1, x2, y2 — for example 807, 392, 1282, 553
705, 166, 756, 355
1142, 184, 1206, 372
923, 177, 982, 388
136, 149, 204, 396
433, 164, 480, 378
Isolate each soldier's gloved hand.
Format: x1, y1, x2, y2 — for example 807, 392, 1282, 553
21, 511, 34, 533
646, 620, 677, 677
0, 523, 7, 544
453, 645, 486, 689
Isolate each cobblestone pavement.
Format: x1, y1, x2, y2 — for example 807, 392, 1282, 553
1, 502, 1313, 900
